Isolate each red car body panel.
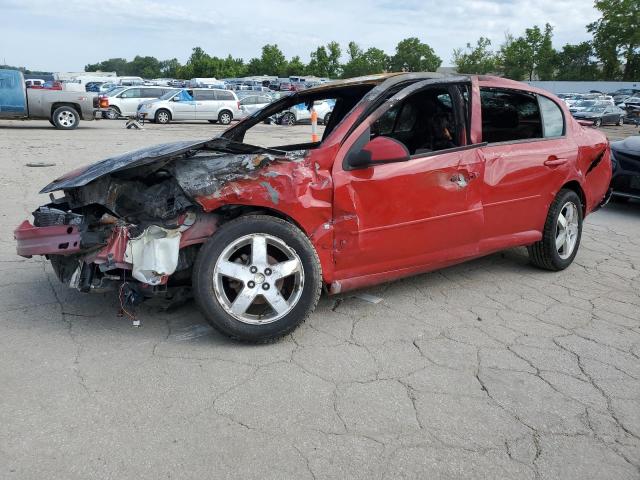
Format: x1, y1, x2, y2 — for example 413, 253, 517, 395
15, 74, 612, 295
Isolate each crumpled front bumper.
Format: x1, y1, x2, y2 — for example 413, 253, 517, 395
14, 220, 81, 258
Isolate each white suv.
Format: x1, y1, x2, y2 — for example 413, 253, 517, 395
104, 86, 173, 119
138, 88, 241, 125
277, 100, 333, 125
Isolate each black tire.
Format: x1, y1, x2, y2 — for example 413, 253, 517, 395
192, 215, 322, 342
594, 118, 602, 127
218, 110, 232, 125
155, 109, 171, 124
281, 112, 296, 126
51, 106, 79, 130
323, 112, 331, 125
105, 107, 120, 120
527, 189, 583, 271
208, 120, 217, 124
617, 116, 624, 126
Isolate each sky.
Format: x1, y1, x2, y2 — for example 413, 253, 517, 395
0, 0, 600, 72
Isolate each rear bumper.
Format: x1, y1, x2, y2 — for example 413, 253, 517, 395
14, 220, 81, 258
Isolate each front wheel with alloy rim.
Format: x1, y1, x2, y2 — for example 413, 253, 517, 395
594, 118, 602, 127
51, 106, 79, 129
155, 109, 171, 124
193, 215, 322, 342
218, 110, 232, 125
527, 188, 583, 271
617, 116, 624, 126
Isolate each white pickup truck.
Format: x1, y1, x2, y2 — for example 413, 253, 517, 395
0, 69, 103, 129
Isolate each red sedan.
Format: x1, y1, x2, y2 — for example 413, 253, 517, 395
15, 73, 612, 342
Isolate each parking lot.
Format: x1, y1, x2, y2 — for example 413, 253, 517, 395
1, 119, 639, 479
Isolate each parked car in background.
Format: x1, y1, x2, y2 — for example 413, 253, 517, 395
137, 88, 241, 125
238, 94, 273, 119
0, 69, 103, 129
15, 73, 612, 342
98, 82, 118, 93
25, 79, 45, 88
609, 88, 640, 104
42, 80, 63, 90
275, 99, 333, 125
569, 100, 609, 114
103, 86, 173, 119
118, 76, 144, 86
84, 82, 105, 93
609, 136, 640, 201
572, 105, 625, 126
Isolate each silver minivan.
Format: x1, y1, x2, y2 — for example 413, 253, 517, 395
137, 88, 241, 125
104, 86, 172, 119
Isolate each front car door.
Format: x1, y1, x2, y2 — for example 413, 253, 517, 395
171, 89, 196, 120
477, 82, 576, 250
117, 88, 142, 116
332, 79, 485, 282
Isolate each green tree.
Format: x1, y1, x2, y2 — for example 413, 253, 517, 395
588, 0, 640, 80
553, 42, 600, 80
498, 24, 556, 80
85, 58, 129, 75
326, 41, 342, 78
159, 58, 181, 78
129, 55, 161, 78
390, 37, 441, 72
284, 55, 306, 76
307, 42, 342, 78
452, 37, 497, 74
307, 46, 330, 77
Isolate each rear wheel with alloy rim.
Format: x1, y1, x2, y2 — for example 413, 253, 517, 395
594, 118, 602, 127
528, 189, 583, 271
193, 215, 322, 342
218, 110, 232, 125
617, 116, 624, 126
51, 106, 79, 129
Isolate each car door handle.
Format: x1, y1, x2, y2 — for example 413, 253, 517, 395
544, 156, 568, 167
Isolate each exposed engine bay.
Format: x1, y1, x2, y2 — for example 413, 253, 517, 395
15, 138, 310, 309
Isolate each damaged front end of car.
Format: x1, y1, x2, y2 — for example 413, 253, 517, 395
14, 138, 311, 307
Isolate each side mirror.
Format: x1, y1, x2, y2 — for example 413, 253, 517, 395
172, 96, 181, 102
347, 136, 410, 169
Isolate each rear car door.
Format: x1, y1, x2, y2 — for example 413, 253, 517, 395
332, 80, 484, 279
478, 86, 576, 249
194, 90, 216, 119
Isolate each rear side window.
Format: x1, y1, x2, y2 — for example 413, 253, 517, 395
120, 88, 141, 98
241, 96, 257, 105
539, 96, 564, 137
194, 90, 216, 101
215, 90, 235, 101
141, 88, 162, 98
480, 88, 542, 143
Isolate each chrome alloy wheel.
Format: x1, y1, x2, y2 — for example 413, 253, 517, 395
213, 233, 304, 324
57, 110, 77, 127
156, 111, 170, 123
556, 202, 579, 259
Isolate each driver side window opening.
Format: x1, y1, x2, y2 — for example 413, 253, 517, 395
370, 87, 460, 156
